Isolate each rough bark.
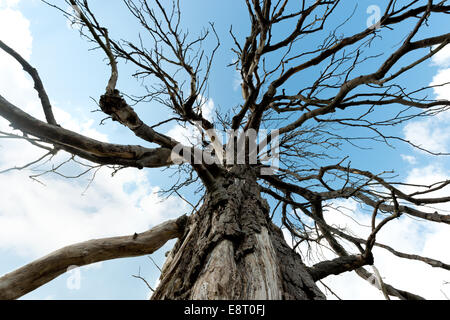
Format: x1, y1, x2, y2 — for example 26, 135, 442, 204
151, 168, 325, 300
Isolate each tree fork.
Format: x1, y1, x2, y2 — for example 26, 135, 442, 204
152, 168, 325, 300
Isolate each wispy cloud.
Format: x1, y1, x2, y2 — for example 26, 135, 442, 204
400, 154, 417, 165
403, 47, 450, 155
432, 44, 450, 68
0, 3, 186, 263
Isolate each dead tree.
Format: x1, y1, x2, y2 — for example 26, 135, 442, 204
1, 0, 450, 300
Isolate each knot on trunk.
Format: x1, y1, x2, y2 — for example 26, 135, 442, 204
99, 89, 126, 115
99, 90, 142, 129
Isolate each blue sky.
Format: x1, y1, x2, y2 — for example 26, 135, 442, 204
0, 0, 449, 299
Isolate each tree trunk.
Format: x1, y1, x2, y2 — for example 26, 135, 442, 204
151, 168, 325, 300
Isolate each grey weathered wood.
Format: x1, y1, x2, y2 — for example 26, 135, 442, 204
0, 215, 188, 300
151, 170, 324, 300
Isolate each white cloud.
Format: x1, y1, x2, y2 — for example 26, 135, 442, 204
0, 8, 33, 106
0, 0, 20, 9
400, 154, 417, 165
432, 43, 450, 68
0, 6, 107, 145
53, 106, 109, 142
0, 4, 186, 267
403, 61, 450, 154
403, 114, 450, 154
0, 167, 186, 258
430, 67, 450, 100
0, 5, 46, 167
353, 41, 450, 301
0, 4, 107, 164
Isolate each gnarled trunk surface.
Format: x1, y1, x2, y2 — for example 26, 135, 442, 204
151, 170, 325, 300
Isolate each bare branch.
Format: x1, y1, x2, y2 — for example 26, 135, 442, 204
0, 95, 174, 168
0, 215, 189, 300
0, 40, 57, 125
